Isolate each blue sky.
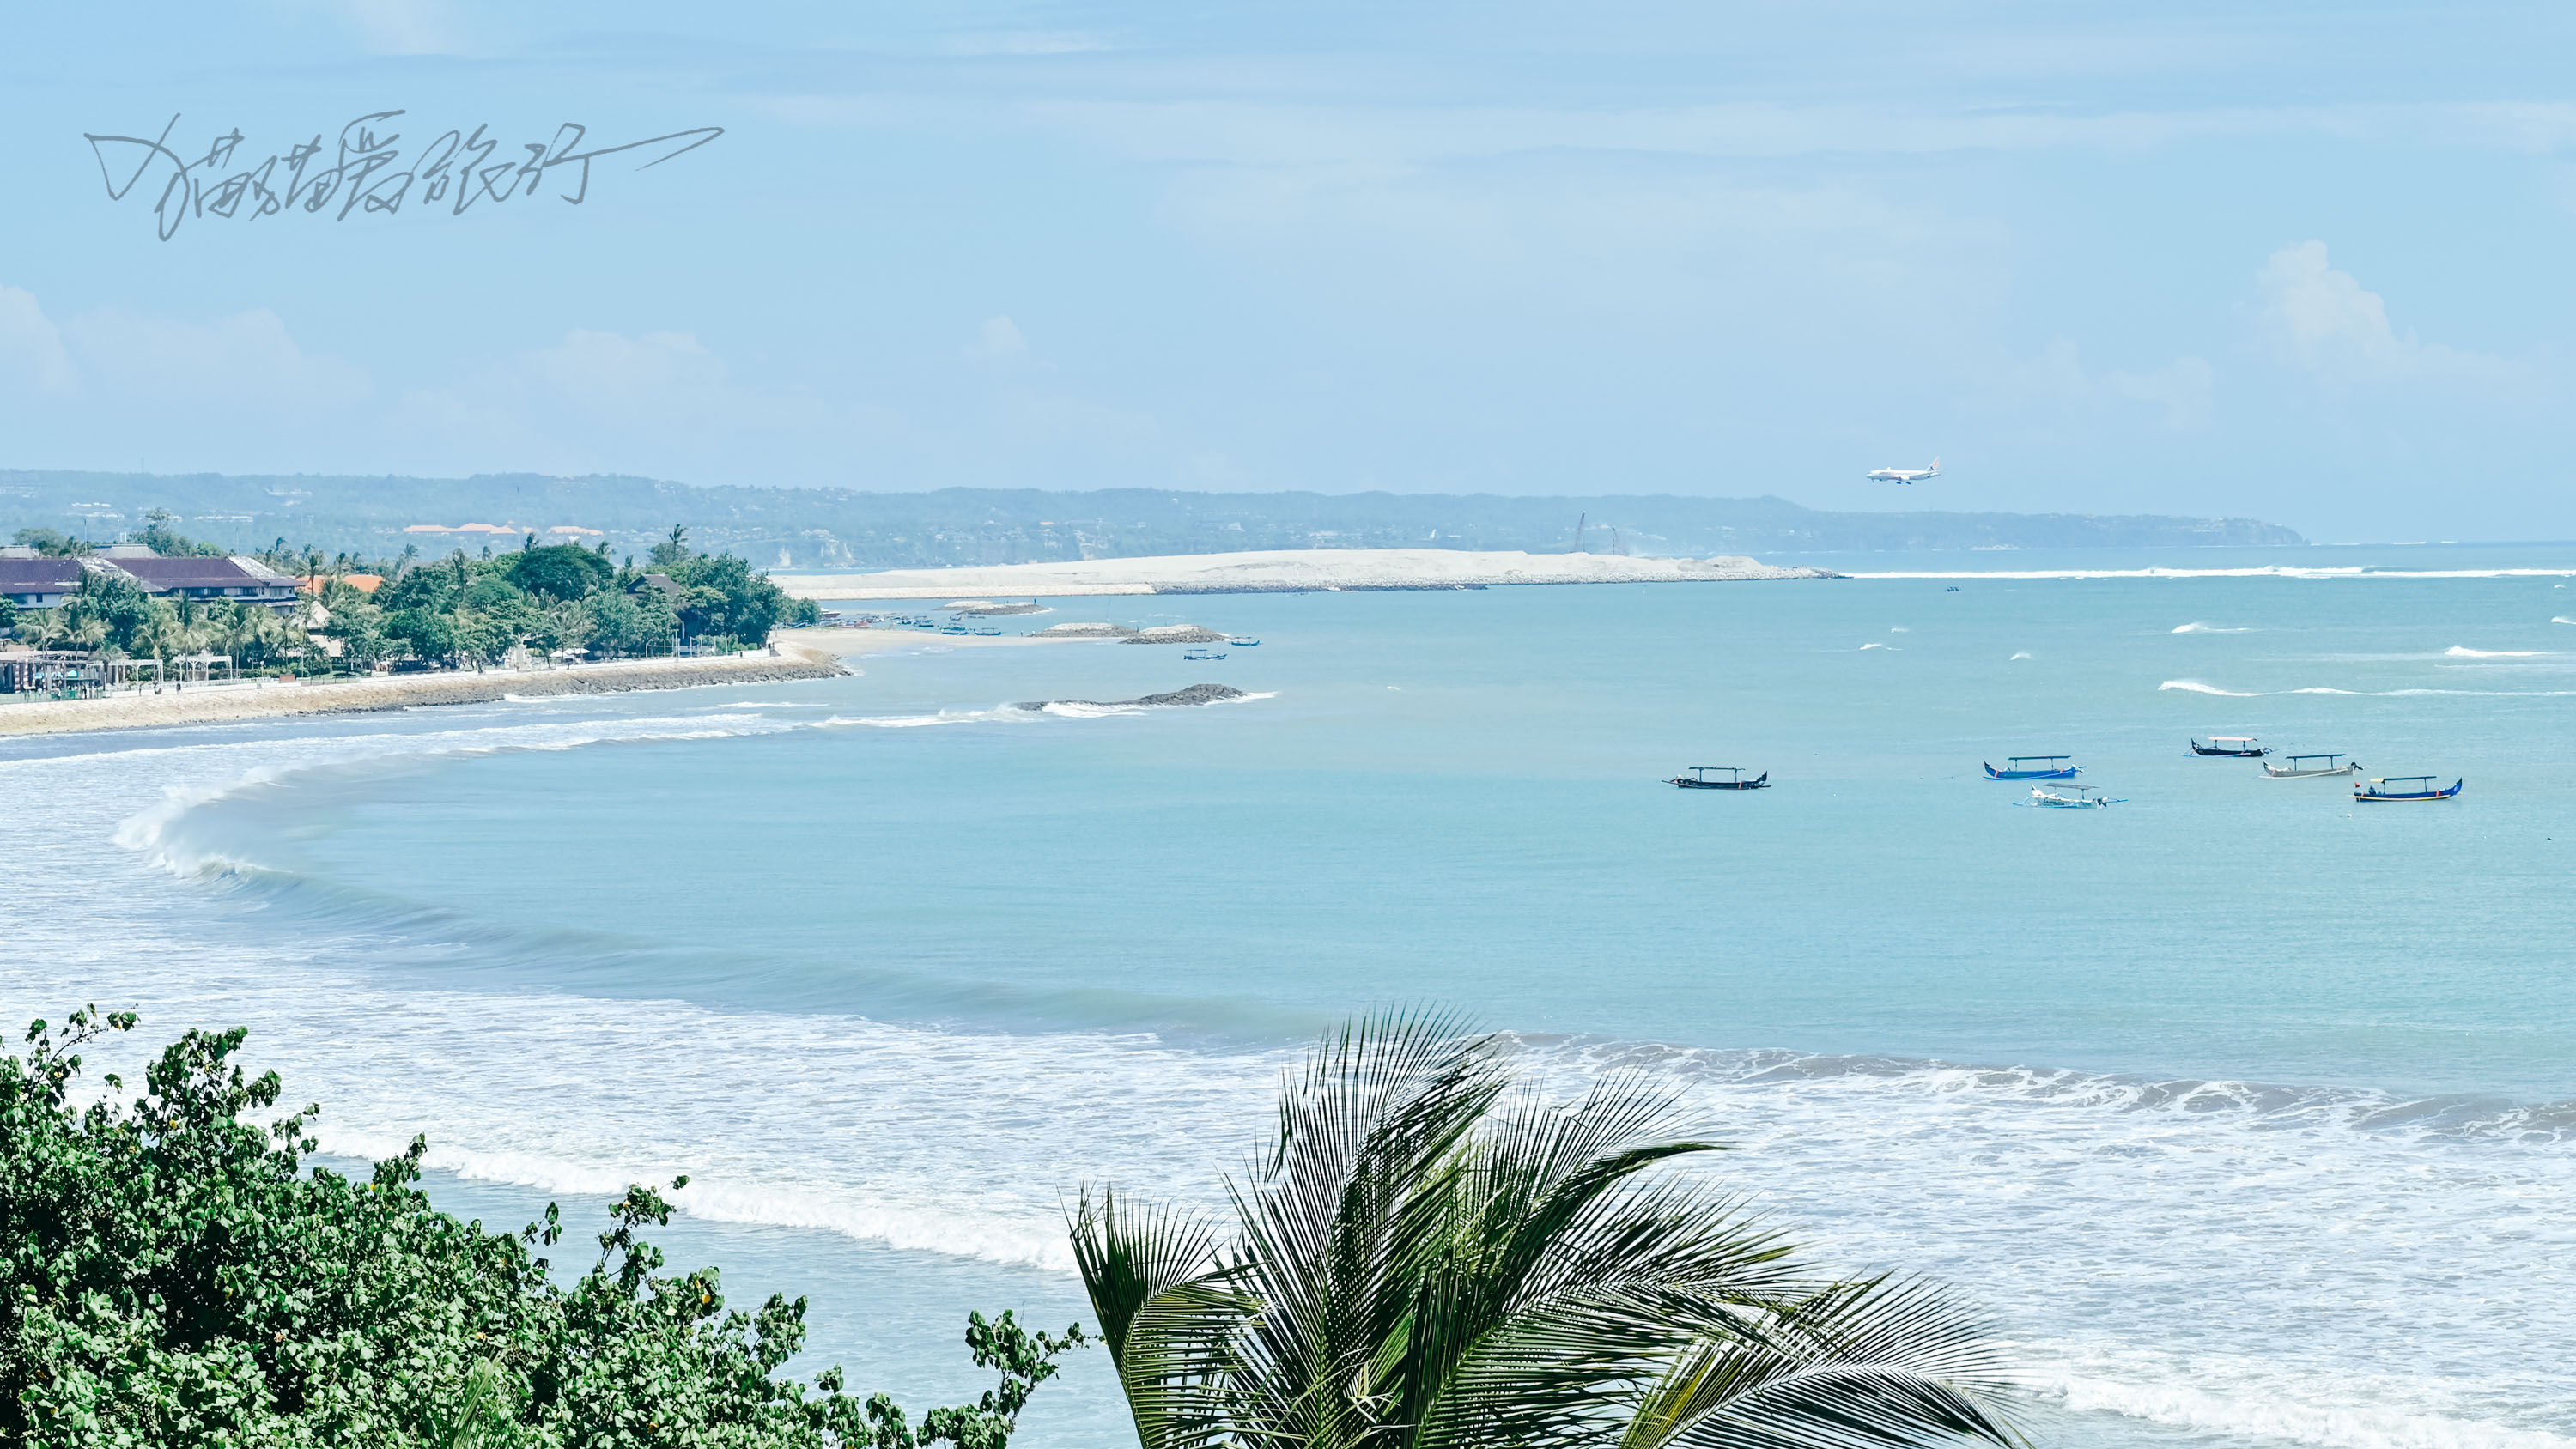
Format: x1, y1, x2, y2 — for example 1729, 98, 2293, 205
2, 3, 2571, 541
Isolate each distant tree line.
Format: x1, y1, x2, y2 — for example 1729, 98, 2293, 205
0, 470, 2310, 572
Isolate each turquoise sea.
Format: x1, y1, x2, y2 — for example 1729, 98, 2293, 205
7, 543, 2573, 1449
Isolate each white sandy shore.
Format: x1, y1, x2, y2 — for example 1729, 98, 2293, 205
775, 548, 1832, 600
0, 630, 1105, 739
0, 649, 841, 738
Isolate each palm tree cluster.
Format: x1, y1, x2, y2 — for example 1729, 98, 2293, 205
25, 591, 299, 673
1074, 1013, 2019, 1449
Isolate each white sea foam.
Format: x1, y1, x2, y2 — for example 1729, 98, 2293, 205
2010, 651, 2034, 661
2172, 621, 2252, 634
2554, 617, 2576, 625
1853, 567, 2576, 581
2161, 679, 2576, 699
2049, 1367, 2576, 1449
817, 707, 1030, 729
2445, 646, 2547, 658
1860, 642, 1892, 651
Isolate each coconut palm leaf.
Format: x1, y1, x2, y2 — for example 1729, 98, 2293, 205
1071, 1187, 1249, 1449
1617, 1280, 2019, 1449
1072, 1012, 2021, 1449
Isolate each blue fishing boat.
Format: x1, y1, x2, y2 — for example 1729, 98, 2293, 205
1225, 636, 1261, 646
1984, 755, 2080, 780
1182, 650, 1228, 661
2190, 736, 2269, 758
1668, 766, 1768, 791
2354, 775, 2463, 803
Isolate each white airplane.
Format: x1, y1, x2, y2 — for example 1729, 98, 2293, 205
1866, 458, 1940, 485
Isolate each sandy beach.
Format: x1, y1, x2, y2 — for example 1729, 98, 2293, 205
0, 628, 1112, 739
775, 548, 1834, 599
0, 649, 844, 738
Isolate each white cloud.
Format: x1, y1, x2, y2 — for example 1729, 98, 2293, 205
0, 286, 78, 399
2257, 241, 2498, 382
391, 329, 867, 480
60, 306, 371, 413
1997, 338, 2215, 433
961, 315, 1033, 366
2106, 355, 2217, 431
312, 0, 460, 55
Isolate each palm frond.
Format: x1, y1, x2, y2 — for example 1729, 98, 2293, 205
1068, 1186, 1249, 1449
1619, 1280, 2020, 1449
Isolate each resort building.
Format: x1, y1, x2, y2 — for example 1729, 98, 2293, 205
0, 549, 301, 614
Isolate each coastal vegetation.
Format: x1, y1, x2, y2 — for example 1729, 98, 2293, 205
6, 518, 817, 677
0, 1009, 1079, 1448
1073, 1012, 2019, 1449
3, 1006, 2015, 1448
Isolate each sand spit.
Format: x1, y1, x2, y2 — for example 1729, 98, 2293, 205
778, 549, 1834, 600
0, 650, 844, 738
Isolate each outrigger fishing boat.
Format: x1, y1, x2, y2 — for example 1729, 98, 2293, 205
1182, 650, 1228, 661
1984, 755, 2081, 780
2354, 775, 2464, 803
2030, 784, 2114, 809
1225, 636, 1261, 646
2264, 753, 2360, 779
2190, 737, 2269, 758
1668, 766, 1769, 791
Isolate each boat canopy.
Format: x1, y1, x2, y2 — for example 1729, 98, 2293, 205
2283, 753, 2346, 763
2208, 736, 2258, 743
2372, 775, 2438, 785
2005, 755, 2071, 762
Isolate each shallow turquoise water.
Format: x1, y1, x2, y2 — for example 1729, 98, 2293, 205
7, 544, 2573, 1449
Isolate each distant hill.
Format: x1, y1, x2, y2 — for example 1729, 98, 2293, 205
0, 470, 2305, 568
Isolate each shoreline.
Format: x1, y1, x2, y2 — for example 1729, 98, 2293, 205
0, 629, 1093, 740
0, 648, 841, 740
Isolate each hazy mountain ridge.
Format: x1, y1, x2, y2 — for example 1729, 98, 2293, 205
0, 470, 2305, 567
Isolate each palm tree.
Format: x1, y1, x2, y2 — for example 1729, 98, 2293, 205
27, 609, 72, 652
1072, 1013, 2018, 1449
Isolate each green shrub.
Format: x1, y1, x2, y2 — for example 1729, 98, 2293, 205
0, 1010, 1083, 1448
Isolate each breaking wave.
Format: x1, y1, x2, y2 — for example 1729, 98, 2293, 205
1853, 567, 2576, 581
2446, 646, 2547, 658
2172, 622, 2252, 634
2159, 679, 2259, 696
